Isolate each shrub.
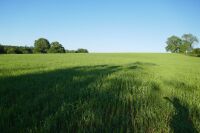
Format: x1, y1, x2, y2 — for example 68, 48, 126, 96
76, 48, 89, 53
192, 48, 200, 57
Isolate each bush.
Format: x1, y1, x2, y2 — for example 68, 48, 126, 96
65, 50, 76, 53
21, 47, 34, 54
76, 48, 89, 53
192, 48, 200, 57
6, 47, 18, 54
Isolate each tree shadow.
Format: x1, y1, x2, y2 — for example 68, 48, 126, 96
0, 65, 122, 132
0, 62, 158, 132
164, 97, 198, 133
125, 61, 157, 69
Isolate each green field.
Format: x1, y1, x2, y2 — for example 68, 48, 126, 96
0, 53, 200, 132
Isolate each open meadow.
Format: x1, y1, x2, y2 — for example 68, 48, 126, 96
0, 53, 200, 132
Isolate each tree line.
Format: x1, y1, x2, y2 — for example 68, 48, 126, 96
165, 34, 200, 56
0, 38, 88, 54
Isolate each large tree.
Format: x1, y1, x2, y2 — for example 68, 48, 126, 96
166, 34, 199, 53
182, 34, 199, 52
165, 36, 182, 53
48, 41, 65, 53
179, 43, 190, 53
34, 38, 50, 53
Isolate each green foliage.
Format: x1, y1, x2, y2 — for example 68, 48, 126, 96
48, 42, 65, 53
179, 42, 190, 53
166, 34, 199, 54
65, 49, 76, 53
182, 34, 199, 45
34, 38, 50, 53
0, 53, 200, 132
165, 36, 182, 53
0, 44, 5, 54
65, 49, 89, 53
0, 38, 89, 54
182, 34, 199, 52
76, 48, 89, 53
4, 46, 23, 54
0, 45, 33, 54
6, 47, 19, 54
192, 48, 200, 57
21, 47, 34, 54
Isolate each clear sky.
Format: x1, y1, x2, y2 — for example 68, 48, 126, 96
1, 0, 200, 52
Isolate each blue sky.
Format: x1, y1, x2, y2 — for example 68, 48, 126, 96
1, 0, 200, 52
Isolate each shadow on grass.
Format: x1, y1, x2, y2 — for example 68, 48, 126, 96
164, 97, 198, 133
0, 62, 157, 132
0, 65, 121, 132
126, 61, 157, 70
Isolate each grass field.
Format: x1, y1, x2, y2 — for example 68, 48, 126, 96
0, 53, 200, 132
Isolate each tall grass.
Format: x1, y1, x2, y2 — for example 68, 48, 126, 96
0, 53, 200, 132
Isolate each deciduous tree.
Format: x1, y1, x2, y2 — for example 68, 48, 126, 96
34, 38, 50, 53
48, 42, 65, 53
165, 36, 182, 53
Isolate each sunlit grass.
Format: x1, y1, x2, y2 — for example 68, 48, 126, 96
0, 53, 200, 132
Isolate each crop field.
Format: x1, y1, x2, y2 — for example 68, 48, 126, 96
0, 53, 200, 132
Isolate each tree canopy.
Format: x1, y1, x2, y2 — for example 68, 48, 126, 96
76, 48, 89, 53
48, 42, 65, 53
34, 38, 50, 53
165, 36, 182, 53
0, 38, 89, 54
165, 34, 199, 54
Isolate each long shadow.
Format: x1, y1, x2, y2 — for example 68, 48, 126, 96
164, 97, 198, 133
0, 62, 158, 132
0, 65, 121, 132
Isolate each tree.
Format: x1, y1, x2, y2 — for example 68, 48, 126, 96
0, 44, 5, 54
192, 48, 200, 56
165, 34, 199, 54
34, 38, 50, 53
165, 36, 182, 53
182, 34, 199, 52
76, 48, 89, 53
21, 46, 34, 54
179, 43, 190, 53
6, 47, 18, 54
48, 41, 65, 53
65, 49, 76, 53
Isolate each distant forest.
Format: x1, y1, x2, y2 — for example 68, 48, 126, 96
0, 38, 88, 54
